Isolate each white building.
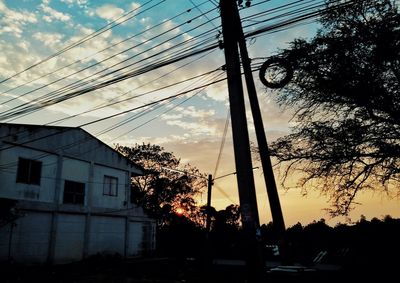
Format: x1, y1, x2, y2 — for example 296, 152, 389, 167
0, 123, 156, 264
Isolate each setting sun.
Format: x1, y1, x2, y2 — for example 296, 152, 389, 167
175, 207, 185, 216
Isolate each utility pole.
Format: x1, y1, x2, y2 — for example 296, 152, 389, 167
234, 2, 286, 238
205, 174, 213, 234
219, 0, 262, 281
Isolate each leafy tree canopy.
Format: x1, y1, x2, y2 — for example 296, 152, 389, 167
264, 0, 400, 216
115, 143, 207, 226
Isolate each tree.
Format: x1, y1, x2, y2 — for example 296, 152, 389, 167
260, 0, 400, 216
209, 204, 242, 258
115, 143, 207, 226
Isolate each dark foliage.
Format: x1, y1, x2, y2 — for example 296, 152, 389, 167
263, 0, 400, 216
267, 215, 400, 271
115, 143, 207, 226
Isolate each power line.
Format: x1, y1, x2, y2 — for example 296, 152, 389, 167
213, 109, 230, 178
0, 75, 227, 168
1, 5, 195, 105
0, 0, 163, 85
190, 0, 219, 29
1, 12, 220, 121
1, 4, 217, 110
0, 0, 352, 124
47, 51, 220, 126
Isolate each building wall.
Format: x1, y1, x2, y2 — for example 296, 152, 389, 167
0, 211, 154, 264
0, 146, 57, 203
91, 164, 129, 209
53, 214, 86, 264
0, 126, 155, 265
88, 216, 125, 257
0, 211, 52, 264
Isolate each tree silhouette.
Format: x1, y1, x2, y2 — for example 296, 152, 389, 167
115, 143, 207, 226
263, 0, 400, 216
209, 205, 243, 259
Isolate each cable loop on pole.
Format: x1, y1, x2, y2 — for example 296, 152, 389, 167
259, 57, 293, 89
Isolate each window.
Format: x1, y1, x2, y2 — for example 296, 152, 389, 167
63, 180, 85, 204
16, 158, 42, 185
103, 175, 118, 196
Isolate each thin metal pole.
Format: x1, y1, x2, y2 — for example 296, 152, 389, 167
206, 174, 213, 234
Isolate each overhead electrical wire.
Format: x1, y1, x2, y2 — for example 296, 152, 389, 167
190, 0, 219, 29
1, 5, 196, 104
0, 0, 356, 131
0, 71, 226, 169
243, 0, 356, 37
104, 72, 226, 142
1, 4, 218, 110
213, 110, 230, 178
0, 0, 343, 123
0, 0, 356, 142
47, 50, 219, 126
0, 63, 224, 141
93, 69, 225, 137
0, 0, 359, 205
2, 41, 219, 122
0, 9, 220, 121
0, 0, 163, 85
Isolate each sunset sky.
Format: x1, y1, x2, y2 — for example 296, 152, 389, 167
0, 0, 399, 227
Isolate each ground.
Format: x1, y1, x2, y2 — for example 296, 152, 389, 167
0, 256, 390, 283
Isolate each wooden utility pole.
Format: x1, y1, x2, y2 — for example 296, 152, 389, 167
219, 0, 262, 281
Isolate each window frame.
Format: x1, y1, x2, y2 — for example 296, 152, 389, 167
16, 157, 42, 185
103, 175, 118, 197
63, 180, 85, 205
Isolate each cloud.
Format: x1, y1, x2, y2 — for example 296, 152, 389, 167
172, 105, 215, 119
33, 32, 64, 47
61, 0, 88, 7
40, 3, 71, 23
0, 0, 37, 37
161, 114, 183, 120
96, 4, 124, 21
130, 2, 141, 10
166, 120, 216, 136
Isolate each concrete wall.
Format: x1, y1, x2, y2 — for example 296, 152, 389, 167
0, 211, 51, 264
92, 165, 129, 209
0, 146, 57, 203
54, 214, 86, 264
0, 212, 154, 264
88, 216, 125, 257
0, 124, 155, 265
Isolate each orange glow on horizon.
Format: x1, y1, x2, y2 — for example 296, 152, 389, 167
175, 207, 184, 216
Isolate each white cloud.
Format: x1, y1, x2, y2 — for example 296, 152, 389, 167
161, 114, 183, 120
130, 2, 141, 10
166, 120, 217, 136
61, 0, 88, 7
0, 0, 37, 37
179, 106, 215, 118
40, 3, 71, 23
33, 32, 64, 47
95, 4, 124, 21
17, 40, 30, 51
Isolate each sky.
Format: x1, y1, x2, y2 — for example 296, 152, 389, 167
0, 0, 399, 227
